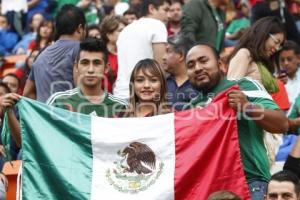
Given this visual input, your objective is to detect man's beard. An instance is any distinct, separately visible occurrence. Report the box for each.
[170,18,180,24]
[191,71,222,94]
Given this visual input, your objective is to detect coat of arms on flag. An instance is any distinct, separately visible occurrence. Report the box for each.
[106,142,164,193]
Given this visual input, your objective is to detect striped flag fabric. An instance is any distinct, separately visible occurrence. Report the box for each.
[14,90,250,200]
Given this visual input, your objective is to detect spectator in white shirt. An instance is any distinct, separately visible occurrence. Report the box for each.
[114,0,170,100]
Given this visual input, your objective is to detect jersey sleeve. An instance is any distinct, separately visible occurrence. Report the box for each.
[46,95,61,108]
[289,95,300,119]
[46,93,67,109]
[181,0,202,45]
[238,77,279,110]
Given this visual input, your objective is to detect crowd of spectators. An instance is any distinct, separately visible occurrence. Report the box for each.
[0,0,299,199]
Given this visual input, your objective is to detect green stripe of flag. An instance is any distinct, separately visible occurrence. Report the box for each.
[19,98,93,200]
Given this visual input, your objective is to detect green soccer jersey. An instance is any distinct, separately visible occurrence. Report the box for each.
[53,0,80,17]
[83,4,99,25]
[186,77,278,183]
[46,88,127,117]
[226,17,250,35]
[288,94,300,134]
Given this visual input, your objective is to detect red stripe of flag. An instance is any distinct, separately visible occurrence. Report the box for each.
[174,86,251,199]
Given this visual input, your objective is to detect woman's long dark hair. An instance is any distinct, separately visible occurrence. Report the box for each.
[33,20,54,51]
[123,59,170,117]
[228,16,286,73]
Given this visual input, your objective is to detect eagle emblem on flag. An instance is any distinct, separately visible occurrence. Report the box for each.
[118,142,156,174]
[106,142,164,193]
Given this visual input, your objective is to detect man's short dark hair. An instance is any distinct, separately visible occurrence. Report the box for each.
[168,34,188,57]
[77,37,108,64]
[268,170,300,196]
[170,0,184,6]
[281,40,300,55]
[140,0,170,17]
[123,8,139,17]
[196,43,220,60]
[55,4,86,40]
[208,190,242,200]
[87,24,100,33]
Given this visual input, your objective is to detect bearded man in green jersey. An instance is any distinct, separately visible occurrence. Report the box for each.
[184,44,288,200]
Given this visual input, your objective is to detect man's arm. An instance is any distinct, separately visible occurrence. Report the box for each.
[287,118,300,133]
[0,93,21,147]
[227,49,251,80]
[287,96,300,133]
[283,136,300,178]
[152,43,166,68]
[227,90,289,133]
[7,109,21,147]
[23,79,36,100]
[77,0,91,9]
[245,105,288,133]
[27,0,40,9]
[289,136,300,158]
[180,1,201,47]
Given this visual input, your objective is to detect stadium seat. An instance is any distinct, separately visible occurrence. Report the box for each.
[3,160,21,200]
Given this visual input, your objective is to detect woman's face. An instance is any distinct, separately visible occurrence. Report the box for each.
[88,29,101,39]
[264,32,285,57]
[107,23,125,44]
[133,69,162,103]
[39,23,53,39]
[31,13,44,32]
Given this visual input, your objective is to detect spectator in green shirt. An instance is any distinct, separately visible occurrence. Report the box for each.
[224,3,250,47]
[46,37,127,116]
[185,44,288,200]
[53,0,80,16]
[0,37,127,148]
[77,0,105,25]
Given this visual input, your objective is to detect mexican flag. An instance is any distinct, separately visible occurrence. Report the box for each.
[12,89,250,200]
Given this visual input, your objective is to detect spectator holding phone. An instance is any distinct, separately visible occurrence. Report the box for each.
[279,41,300,107]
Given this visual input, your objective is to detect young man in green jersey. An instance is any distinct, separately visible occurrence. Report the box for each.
[184,44,288,200]
[0,38,127,148]
[46,37,127,116]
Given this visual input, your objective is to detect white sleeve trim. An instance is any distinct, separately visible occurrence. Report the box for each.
[242,90,273,100]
